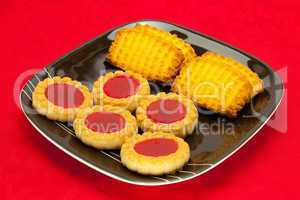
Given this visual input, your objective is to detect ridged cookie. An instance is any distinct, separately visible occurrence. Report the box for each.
[172,57,252,117]
[134,24,196,61]
[200,51,263,96]
[107,29,184,82]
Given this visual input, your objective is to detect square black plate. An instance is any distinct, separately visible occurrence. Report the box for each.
[20,20,284,186]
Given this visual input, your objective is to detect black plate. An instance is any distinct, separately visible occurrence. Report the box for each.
[20,20,284,186]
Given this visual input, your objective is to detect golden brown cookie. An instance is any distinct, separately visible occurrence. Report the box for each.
[107,28,184,82]
[172,56,253,117]
[92,71,150,112]
[133,24,196,62]
[73,105,137,150]
[121,132,190,175]
[32,76,93,122]
[136,92,198,138]
[200,51,263,96]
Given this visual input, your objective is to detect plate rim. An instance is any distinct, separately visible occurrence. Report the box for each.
[19,19,285,186]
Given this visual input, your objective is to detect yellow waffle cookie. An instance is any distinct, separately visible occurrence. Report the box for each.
[107,29,184,82]
[121,132,190,175]
[172,57,252,117]
[200,51,263,96]
[134,24,196,61]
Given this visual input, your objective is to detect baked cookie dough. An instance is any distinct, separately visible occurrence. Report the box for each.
[133,24,196,62]
[92,70,150,112]
[121,132,190,175]
[32,76,93,122]
[107,28,184,82]
[73,105,138,149]
[172,56,253,117]
[136,92,198,138]
[200,51,263,96]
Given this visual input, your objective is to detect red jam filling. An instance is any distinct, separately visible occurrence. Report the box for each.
[45,83,84,108]
[84,112,125,133]
[134,138,178,157]
[103,75,140,98]
[146,99,186,124]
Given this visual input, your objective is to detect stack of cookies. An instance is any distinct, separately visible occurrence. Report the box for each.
[31,24,263,176]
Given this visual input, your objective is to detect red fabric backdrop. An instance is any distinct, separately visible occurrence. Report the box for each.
[1,0,298,199]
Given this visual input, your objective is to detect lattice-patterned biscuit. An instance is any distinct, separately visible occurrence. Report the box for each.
[73,105,138,150]
[136,92,198,138]
[200,51,263,96]
[121,132,190,175]
[107,29,184,82]
[92,70,150,112]
[134,24,196,61]
[172,57,252,117]
[32,76,93,122]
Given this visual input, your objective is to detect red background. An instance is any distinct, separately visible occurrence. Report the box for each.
[1,0,298,199]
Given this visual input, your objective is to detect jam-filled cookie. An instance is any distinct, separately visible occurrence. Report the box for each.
[32,76,93,122]
[136,93,198,138]
[92,71,150,112]
[121,132,190,175]
[73,105,138,150]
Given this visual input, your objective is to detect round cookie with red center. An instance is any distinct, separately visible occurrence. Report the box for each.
[136,92,198,138]
[73,105,138,149]
[121,132,190,175]
[92,71,150,112]
[32,76,93,122]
